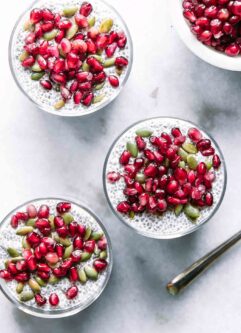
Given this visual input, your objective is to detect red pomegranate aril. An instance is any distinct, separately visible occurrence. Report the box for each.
[73,236,83,250]
[73,91,82,105]
[195,4,206,17]
[108,75,119,88]
[197,139,211,151]
[188,128,202,143]
[76,71,93,82]
[42,21,54,32]
[197,162,207,175]
[174,168,188,184]
[84,240,95,253]
[60,86,71,101]
[166,180,179,194]
[232,1,241,16]
[11,215,19,229]
[134,158,144,169]
[68,221,78,237]
[42,8,54,21]
[56,225,69,238]
[75,13,88,28]
[66,286,78,299]
[98,237,107,251]
[117,32,127,48]
[0,270,13,281]
[106,43,118,57]
[26,204,37,218]
[8,263,18,275]
[157,199,167,212]
[49,293,59,306]
[35,294,47,306]
[229,15,240,24]
[56,244,64,258]
[82,92,94,106]
[52,267,66,278]
[34,246,42,260]
[213,154,221,168]
[205,5,218,18]
[86,39,97,53]
[53,216,64,229]
[198,30,212,42]
[58,19,72,30]
[55,29,65,43]
[196,17,210,28]
[202,147,215,156]
[15,272,29,282]
[205,192,214,206]
[225,43,240,56]
[87,57,103,73]
[69,267,78,282]
[35,219,50,230]
[76,224,85,238]
[38,205,50,219]
[16,212,28,221]
[183,9,197,22]
[93,71,106,83]
[144,149,155,161]
[62,259,73,271]
[117,201,131,213]
[217,8,230,21]
[37,270,50,280]
[124,188,138,196]
[171,127,182,137]
[80,1,93,16]
[71,250,82,263]
[167,197,181,205]
[60,38,71,54]
[22,56,35,68]
[174,135,186,146]
[144,164,158,178]
[115,56,128,68]
[119,151,131,165]
[16,260,28,272]
[45,252,59,265]
[93,259,107,272]
[147,196,158,211]
[27,257,37,271]
[30,8,43,23]
[223,22,232,34]
[27,232,41,248]
[37,262,51,273]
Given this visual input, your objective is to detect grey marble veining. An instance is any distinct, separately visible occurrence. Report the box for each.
[1,0,241,332]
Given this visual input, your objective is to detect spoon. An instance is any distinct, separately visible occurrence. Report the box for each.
[166,229,241,295]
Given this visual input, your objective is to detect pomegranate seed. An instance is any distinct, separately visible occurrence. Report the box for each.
[35,219,50,230]
[73,236,83,250]
[217,8,230,21]
[68,221,78,237]
[55,29,65,43]
[56,202,71,214]
[42,21,54,32]
[93,259,107,272]
[16,212,28,221]
[197,162,207,175]
[157,199,167,212]
[80,2,93,16]
[8,263,18,275]
[202,147,215,156]
[108,75,119,88]
[171,127,182,137]
[69,267,78,282]
[205,5,218,18]
[60,86,72,100]
[42,8,54,21]
[82,92,94,106]
[16,260,28,272]
[197,139,211,151]
[232,1,241,16]
[225,43,240,56]
[58,19,72,30]
[213,154,221,168]
[56,225,69,238]
[53,216,64,228]
[147,196,158,211]
[52,267,66,278]
[188,127,203,142]
[183,9,197,22]
[96,34,109,49]
[66,286,78,299]
[107,171,121,183]
[117,32,127,48]
[98,237,107,250]
[0,270,13,281]
[10,215,19,229]
[38,205,49,219]
[30,9,43,23]
[15,272,30,282]
[119,151,131,165]
[74,91,83,104]
[22,56,35,68]
[27,257,37,271]
[117,201,131,213]
[195,4,206,17]
[75,13,88,28]
[106,43,118,57]
[45,253,59,265]
[77,224,86,237]
[86,39,97,53]
[26,232,41,248]
[115,56,128,68]
[49,293,59,306]
[35,294,47,306]
[166,180,179,194]
[26,204,37,218]
[22,249,33,260]
[71,250,82,263]
[56,244,64,258]
[37,271,50,280]
[144,164,158,178]
[205,192,213,206]
[174,168,187,184]
[88,27,99,40]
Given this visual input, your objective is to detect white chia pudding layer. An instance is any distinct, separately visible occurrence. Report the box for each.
[9,0,132,116]
[0,198,112,316]
[104,118,226,239]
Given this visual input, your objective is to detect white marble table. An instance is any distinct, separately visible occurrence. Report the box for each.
[1,1,241,332]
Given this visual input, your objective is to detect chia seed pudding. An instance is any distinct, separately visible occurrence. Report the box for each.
[9,0,132,116]
[0,198,112,318]
[104,118,226,239]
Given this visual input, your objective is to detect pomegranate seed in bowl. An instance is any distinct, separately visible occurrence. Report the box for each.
[103,117,227,239]
[0,198,112,318]
[9,0,133,116]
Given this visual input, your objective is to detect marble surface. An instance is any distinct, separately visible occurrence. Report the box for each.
[1,0,241,332]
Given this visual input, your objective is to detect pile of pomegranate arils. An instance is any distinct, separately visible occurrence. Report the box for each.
[20,1,128,109]
[183,0,241,56]
[107,126,221,220]
[0,201,108,307]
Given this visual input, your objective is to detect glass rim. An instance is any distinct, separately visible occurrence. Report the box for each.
[103,116,227,240]
[0,196,113,318]
[8,0,133,117]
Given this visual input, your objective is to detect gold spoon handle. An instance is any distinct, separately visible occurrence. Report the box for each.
[166,229,241,295]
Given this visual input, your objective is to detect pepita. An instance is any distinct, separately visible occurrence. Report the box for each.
[99,250,107,259]
[84,227,92,241]
[19,51,29,62]
[48,275,59,285]
[99,18,113,33]
[19,291,34,302]
[62,213,74,225]
[23,20,34,31]
[187,154,198,170]
[58,237,71,247]
[88,16,96,27]
[22,236,31,249]
[16,226,33,236]
[62,6,78,17]
[66,23,78,39]
[205,158,213,170]
[135,173,146,184]
[78,269,87,283]
[48,215,55,230]
[63,245,73,259]
[184,204,200,220]
[31,62,42,72]
[16,282,24,294]
[82,61,90,72]
[126,142,138,157]
[94,82,105,90]
[84,265,98,280]
[129,211,135,219]
[43,29,58,41]
[103,57,115,68]
[54,99,65,110]
[26,218,36,227]
[10,256,24,263]
[35,276,47,287]
[31,72,44,81]
[178,147,188,162]
[135,128,153,137]
[93,94,105,104]
[174,204,183,216]
[7,247,21,258]
[81,252,92,262]
[182,142,198,154]
[28,278,41,293]
[91,231,104,241]
[115,67,123,76]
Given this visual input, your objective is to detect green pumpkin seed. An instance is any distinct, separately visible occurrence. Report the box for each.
[78,269,87,283]
[58,237,71,247]
[7,247,21,258]
[16,226,33,236]
[81,252,92,262]
[90,54,104,63]
[99,18,113,33]
[48,215,55,230]
[94,246,101,256]
[23,20,34,31]
[31,72,44,81]
[82,61,90,72]
[91,231,104,241]
[28,278,41,293]
[43,29,58,41]
[35,276,47,287]
[22,237,31,249]
[205,158,213,170]
[84,266,98,280]
[48,275,59,285]
[19,50,29,62]
[100,250,107,259]
[10,256,24,263]
[4,260,9,268]
[182,142,198,154]
[54,99,65,110]
[16,282,24,294]
[178,148,188,162]
[184,204,200,220]
[31,62,42,72]
[103,57,115,68]
[94,82,105,90]
[116,67,123,76]
[126,142,138,157]
[66,22,78,39]
[63,245,73,259]
[174,204,184,217]
[88,16,96,27]
[129,211,135,219]
[19,291,34,302]
[187,154,198,170]
[135,173,146,184]
[63,6,78,17]
[26,218,36,227]
[135,128,153,137]
[84,227,92,241]
[62,213,74,225]
[178,161,186,169]
[93,94,105,104]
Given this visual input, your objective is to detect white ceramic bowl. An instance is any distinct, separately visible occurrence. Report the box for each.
[170,1,241,71]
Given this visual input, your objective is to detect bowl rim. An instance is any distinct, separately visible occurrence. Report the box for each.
[103,116,227,240]
[170,0,241,71]
[8,0,133,117]
[0,196,113,318]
